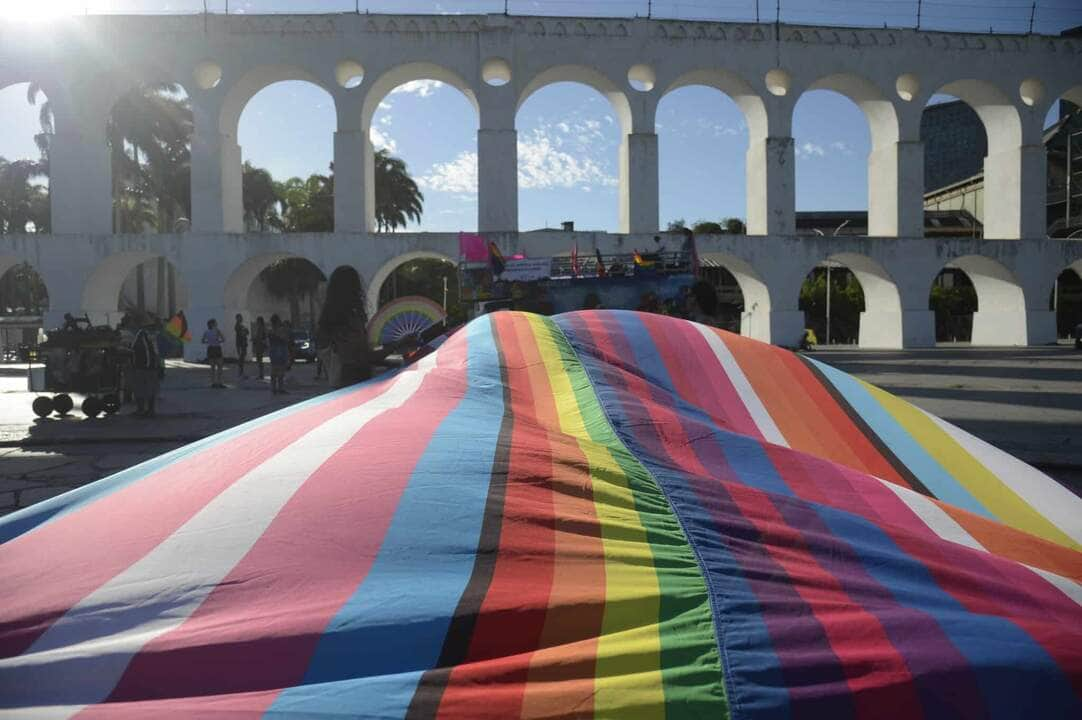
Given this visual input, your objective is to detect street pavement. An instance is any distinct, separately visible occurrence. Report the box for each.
[2,344,1080,517]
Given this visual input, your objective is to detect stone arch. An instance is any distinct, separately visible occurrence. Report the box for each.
[926,79,1025,239]
[220,64,332,137]
[517,65,632,133]
[661,69,767,139]
[360,63,479,232]
[1044,83,1082,238]
[82,251,190,328]
[697,252,771,342]
[1052,258,1082,340]
[0,255,50,313]
[658,70,762,235]
[929,254,1027,345]
[366,250,458,314]
[826,252,902,348]
[0,80,55,234]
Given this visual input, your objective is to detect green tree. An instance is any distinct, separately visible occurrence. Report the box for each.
[666,218,687,231]
[0,157,49,234]
[0,262,49,315]
[258,259,326,327]
[723,217,746,234]
[242,162,284,231]
[691,220,723,234]
[277,173,334,233]
[799,267,865,344]
[374,149,423,232]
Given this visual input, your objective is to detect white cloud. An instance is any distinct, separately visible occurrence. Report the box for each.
[418,152,478,194]
[830,140,853,155]
[517,127,617,190]
[378,114,393,127]
[369,126,397,153]
[377,100,392,111]
[390,79,444,97]
[796,141,826,158]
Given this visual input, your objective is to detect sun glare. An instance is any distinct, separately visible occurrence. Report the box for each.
[3,0,82,21]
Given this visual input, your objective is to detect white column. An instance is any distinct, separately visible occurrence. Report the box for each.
[477,127,518,232]
[983,143,1046,240]
[49,130,112,234]
[619,132,658,234]
[869,140,924,238]
[190,105,243,233]
[334,128,367,233]
[746,136,795,236]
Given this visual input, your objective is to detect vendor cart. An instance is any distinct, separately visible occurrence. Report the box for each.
[28,320,131,418]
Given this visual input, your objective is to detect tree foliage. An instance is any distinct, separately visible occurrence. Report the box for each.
[0,157,49,234]
[0,262,49,315]
[374,149,424,232]
[799,268,866,344]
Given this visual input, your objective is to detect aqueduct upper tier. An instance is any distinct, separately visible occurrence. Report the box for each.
[2,12,1080,238]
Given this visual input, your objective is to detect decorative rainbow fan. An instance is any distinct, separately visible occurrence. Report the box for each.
[368,295,446,348]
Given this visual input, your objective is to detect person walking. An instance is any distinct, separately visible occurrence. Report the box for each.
[252,316,267,379]
[234,313,250,378]
[202,318,226,388]
[268,314,290,395]
[131,323,160,417]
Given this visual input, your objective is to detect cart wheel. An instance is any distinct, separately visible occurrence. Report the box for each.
[101,393,120,415]
[82,396,103,418]
[32,396,54,418]
[53,393,73,416]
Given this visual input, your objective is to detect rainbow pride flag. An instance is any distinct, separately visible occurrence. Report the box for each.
[1,311,1079,717]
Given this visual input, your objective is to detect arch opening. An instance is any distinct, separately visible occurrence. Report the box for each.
[83,251,190,329]
[657,84,749,235]
[366,70,479,232]
[1051,262,1082,341]
[697,252,770,341]
[238,79,335,232]
[516,77,624,232]
[0,259,49,355]
[224,254,328,338]
[108,82,193,234]
[921,81,1026,240]
[0,82,52,234]
[1045,87,1081,238]
[794,84,882,234]
[367,251,457,316]
[928,254,1026,345]
[799,253,902,348]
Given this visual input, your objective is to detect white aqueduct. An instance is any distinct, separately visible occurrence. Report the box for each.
[1,12,1081,359]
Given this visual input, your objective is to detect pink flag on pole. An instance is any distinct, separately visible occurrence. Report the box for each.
[458,232,488,262]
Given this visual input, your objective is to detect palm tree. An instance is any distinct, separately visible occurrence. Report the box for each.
[0,157,49,234]
[374,149,423,232]
[242,162,284,231]
[26,83,52,165]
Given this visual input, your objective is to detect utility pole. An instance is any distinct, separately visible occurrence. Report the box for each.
[825,264,832,346]
[1028,2,1036,34]
[756,1,760,23]
[916,0,922,30]
[647,0,652,19]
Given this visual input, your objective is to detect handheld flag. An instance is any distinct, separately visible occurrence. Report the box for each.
[165,312,191,342]
[488,242,506,276]
[595,248,607,277]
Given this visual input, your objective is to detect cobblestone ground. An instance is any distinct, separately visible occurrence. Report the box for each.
[2,345,1080,517]
[0,358,329,516]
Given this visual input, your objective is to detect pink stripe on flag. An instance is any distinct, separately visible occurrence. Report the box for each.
[0,378,400,660]
[80,338,469,714]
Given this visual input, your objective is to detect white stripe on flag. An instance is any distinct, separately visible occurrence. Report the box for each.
[693,324,789,448]
[882,478,1082,608]
[919,408,1082,546]
[0,354,440,717]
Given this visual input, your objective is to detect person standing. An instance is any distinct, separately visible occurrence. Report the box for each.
[234,313,250,378]
[131,324,160,417]
[316,266,413,389]
[202,318,226,388]
[252,316,267,379]
[268,314,290,395]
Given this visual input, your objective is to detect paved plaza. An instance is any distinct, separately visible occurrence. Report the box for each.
[2,344,1080,517]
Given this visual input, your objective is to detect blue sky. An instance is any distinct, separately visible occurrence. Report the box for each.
[2,0,1080,231]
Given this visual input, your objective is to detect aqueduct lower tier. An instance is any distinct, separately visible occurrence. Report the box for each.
[3,232,1079,360]
[1,12,1080,239]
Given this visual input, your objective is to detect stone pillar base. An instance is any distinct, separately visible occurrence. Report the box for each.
[767,309,806,347]
[972,309,1028,346]
[1026,310,1056,345]
[900,309,936,347]
[857,310,903,349]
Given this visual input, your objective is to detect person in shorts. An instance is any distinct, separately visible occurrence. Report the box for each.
[202,318,226,388]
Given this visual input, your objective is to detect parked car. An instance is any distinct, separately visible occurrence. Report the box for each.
[290,329,317,362]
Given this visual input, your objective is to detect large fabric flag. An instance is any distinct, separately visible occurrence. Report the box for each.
[1,310,1079,718]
